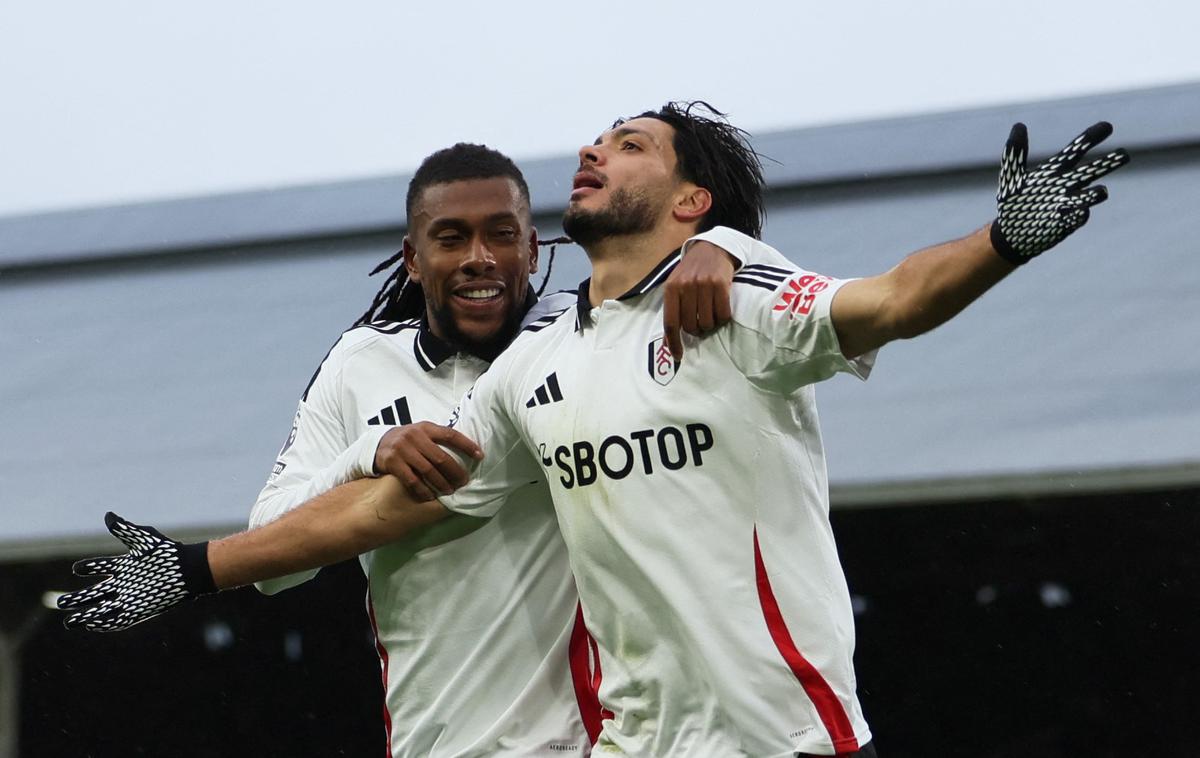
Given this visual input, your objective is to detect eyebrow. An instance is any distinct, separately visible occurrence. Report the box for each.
[426,211,523,231]
[594,126,658,147]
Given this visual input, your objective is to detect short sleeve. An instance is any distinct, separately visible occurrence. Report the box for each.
[438,353,543,518]
[697,227,876,392]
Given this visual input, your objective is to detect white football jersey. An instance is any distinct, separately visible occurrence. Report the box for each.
[441,228,876,757]
[250,292,597,758]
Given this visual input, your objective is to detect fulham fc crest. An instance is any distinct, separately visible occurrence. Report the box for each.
[647,337,679,386]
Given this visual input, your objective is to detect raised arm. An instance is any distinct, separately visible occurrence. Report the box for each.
[832,121,1129,358]
[57,475,447,632]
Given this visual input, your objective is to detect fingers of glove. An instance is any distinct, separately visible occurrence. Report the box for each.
[72,555,124,577]
[1058,203,1091,233]
[1063,149,1130,188]
[57,579,118,610]
[105,511,169,554]
[998,123,1029,197]
[1072,185,1109,208]
[63,602,133,633]
[1046,121,1114,173]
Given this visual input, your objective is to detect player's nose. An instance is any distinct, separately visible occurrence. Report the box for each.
[460,239,496,274]
[578,144,601,166]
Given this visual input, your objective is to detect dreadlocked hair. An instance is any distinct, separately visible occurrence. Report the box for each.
[535,236,570,296]
[353,143,535,328]
[621,101,766,239]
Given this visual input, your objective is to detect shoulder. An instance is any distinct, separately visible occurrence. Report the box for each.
[520,290,576,330]
[335,318,421,356]
[518,292,576,336]
[301,319,420,401]
[475,303,574,400]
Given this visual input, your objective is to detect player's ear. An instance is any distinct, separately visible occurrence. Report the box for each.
[528,227,539,275]
[402,236,421,283]
[672,184,712,224]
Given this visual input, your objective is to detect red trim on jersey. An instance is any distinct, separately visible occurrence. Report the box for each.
[753,528,860,754]
[568,602,612,744]
[366,594,394,758]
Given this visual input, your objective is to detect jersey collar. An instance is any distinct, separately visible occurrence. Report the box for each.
[575,248,683,329]
[414,320,456,371]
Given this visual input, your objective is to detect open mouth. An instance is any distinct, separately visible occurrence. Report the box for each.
[571,170,604,199]
[573,172,604,190]
[453,286,504,305]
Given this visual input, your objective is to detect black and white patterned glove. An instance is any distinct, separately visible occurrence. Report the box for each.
[991,121,1130,264]
[57,512,217,632]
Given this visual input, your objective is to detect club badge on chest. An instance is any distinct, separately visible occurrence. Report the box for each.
[647,336,679,386]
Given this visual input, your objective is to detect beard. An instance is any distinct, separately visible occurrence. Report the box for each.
[427,284,529,363]
[562,185,660,247]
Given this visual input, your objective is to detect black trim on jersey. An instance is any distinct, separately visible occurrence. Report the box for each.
[300,320,420,401]
[359,320,412,335]
[735,265,789,287]
[575,248,683,330]
[732,277,779,292]
[523,307,570,333]
[414,321,456,372]
[739,263,792,277]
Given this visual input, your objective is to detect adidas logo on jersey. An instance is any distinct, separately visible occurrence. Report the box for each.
[367,397,413,426]
[526,373,564,408]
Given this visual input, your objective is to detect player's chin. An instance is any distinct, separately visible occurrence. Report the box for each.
[450,303,510,343]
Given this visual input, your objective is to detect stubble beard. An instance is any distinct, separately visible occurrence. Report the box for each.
[562,186,660,248]
[427,284,529,363]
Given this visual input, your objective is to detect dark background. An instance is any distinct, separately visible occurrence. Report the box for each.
[9,487,1197,757]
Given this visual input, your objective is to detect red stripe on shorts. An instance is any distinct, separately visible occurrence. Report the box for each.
[754,527,859,754]
[568,601,611,743]
[366,594,394,758]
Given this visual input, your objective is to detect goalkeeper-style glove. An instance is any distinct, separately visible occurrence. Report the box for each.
[57,512,217,632]
[991,121,1130,264]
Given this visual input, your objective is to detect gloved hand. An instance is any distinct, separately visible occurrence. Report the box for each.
[991,121,1130,264]
[58,512,217,632]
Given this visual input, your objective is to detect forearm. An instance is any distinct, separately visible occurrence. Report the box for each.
[886,224,1015,338]
[211,475,448,589]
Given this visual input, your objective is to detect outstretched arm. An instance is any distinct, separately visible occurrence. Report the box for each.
[830,224,1013,359]
[58,475,444,632]
[831,121,1129,359]
[213,475,445,588]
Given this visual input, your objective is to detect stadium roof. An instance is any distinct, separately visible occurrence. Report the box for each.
[2,82,1198,560]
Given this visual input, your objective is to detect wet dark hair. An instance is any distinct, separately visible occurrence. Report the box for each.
[620,100,766,239]
[355,143,559,327]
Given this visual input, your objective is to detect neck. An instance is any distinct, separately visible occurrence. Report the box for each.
[584,225,695,304]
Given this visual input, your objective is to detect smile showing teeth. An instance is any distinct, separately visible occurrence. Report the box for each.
[458,288,501,300]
